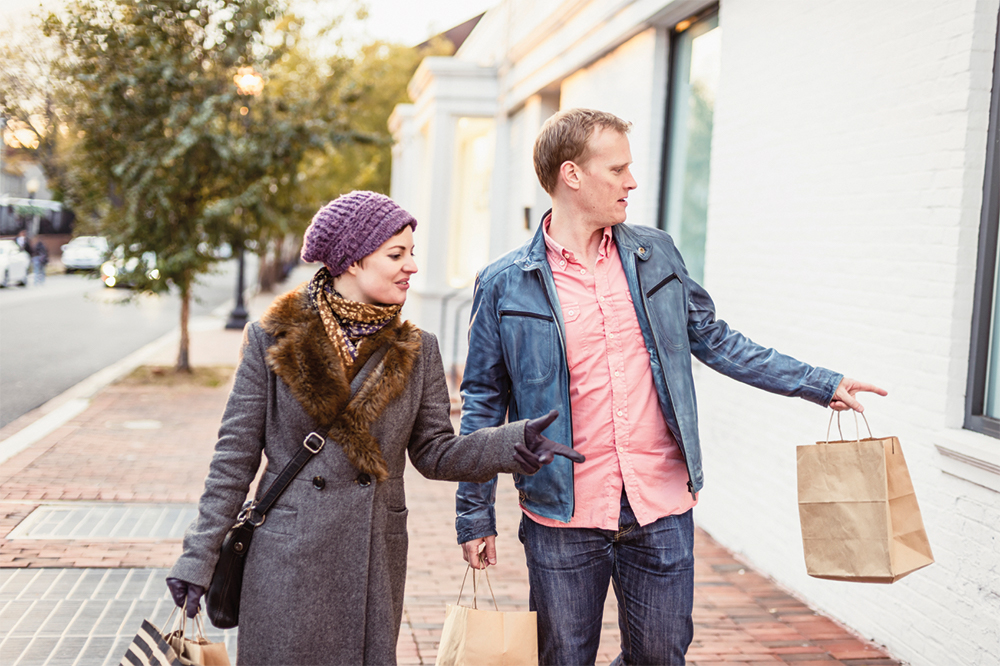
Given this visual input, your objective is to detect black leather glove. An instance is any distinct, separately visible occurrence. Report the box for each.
[514,409,586,474]
[166,577,206,619]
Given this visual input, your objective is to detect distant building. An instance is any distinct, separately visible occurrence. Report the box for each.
[0,149,70,237]
[390,2,1000,665]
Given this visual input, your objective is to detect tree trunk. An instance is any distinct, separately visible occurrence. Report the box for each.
[177,278,192,373]
[258,238,283,293]
[258,244,275,293]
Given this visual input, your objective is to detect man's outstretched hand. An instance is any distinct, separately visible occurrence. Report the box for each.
[515,409,586,474]
[829,377,887,412]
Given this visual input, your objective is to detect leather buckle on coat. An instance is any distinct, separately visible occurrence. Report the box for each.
[303,432,325,453]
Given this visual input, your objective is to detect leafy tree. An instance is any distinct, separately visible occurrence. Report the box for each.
[296,38,451,204]
[0,23,69,201]
[44,0,367,371]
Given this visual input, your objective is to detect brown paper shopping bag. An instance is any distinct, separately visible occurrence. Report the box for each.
[797,412,934,583]
[163,611,231,666]
[435,564,537,666]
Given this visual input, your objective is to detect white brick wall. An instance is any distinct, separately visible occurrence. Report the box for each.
[696,1,1000,664]
[398,0,1000,661]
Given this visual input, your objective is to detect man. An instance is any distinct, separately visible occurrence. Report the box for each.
[15,230,30,254]
[31,238,48,285]
[455,108,885,666]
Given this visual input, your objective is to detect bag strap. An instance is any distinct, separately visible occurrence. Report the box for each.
[824,410,873,444]
[243,343,391,523]
[456,559,499,611]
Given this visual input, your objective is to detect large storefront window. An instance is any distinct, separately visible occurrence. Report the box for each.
[660,11,720,285]
[448,117,495,288]
[965,13,1000,437]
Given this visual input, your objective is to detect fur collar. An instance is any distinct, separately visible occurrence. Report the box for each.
[259,286,422,482]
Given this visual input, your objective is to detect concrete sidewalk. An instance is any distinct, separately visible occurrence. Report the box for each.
[0,268,901,666]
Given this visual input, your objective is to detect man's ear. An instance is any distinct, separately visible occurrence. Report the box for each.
[559,160,582,191]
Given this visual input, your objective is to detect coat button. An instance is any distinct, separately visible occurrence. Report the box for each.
[312,476,325,490]
[356,473,372,487]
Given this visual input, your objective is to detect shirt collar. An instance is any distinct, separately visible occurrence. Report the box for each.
[542,213,614,268]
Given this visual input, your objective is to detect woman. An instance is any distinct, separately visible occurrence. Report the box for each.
[166,191,582,665]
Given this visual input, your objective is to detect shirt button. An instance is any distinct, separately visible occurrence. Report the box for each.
[356,473,372,487]
[609,333,614,339]
[600,296,605,302]
[560,261,566,267]
[614,371,620,377]
[568,310,574,316]
[312,476,326,490]
[617,410,623,416]
[579,269,586,275]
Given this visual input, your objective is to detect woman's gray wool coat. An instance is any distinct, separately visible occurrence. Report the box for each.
[169,286,526,666]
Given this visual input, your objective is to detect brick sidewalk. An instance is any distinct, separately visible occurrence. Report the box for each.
[0,272,902,665]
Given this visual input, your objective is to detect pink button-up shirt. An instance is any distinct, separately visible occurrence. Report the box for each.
[522,220,697,530]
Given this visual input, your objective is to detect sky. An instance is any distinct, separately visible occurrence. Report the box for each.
[0,0,499,46]
[334,0,496,46]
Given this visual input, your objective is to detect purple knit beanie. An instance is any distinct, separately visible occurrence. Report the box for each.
[300,191,417,276]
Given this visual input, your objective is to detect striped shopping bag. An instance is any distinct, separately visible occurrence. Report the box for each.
[119,618,183,666]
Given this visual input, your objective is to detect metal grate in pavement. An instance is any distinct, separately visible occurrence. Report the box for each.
[0,569,236,666]
[6,504,198,541]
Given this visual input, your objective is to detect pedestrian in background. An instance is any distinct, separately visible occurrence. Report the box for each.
[455,108,886,666]
[31,239,48,285]
[166,191,583,666]
[15,230,30,254]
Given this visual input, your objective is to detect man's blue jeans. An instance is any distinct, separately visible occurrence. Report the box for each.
[518,492,694,666]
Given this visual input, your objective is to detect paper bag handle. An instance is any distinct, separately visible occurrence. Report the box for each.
[825,410,872,444]
[456,558,499,611]
[166,606,210,642]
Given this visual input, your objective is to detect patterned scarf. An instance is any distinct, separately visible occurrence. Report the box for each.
[307,266,401,367]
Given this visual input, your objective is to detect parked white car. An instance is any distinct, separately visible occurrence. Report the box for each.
[0,239,30,287]
[61,235,109,272]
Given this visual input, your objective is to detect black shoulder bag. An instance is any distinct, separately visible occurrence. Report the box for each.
[205,343,390,629]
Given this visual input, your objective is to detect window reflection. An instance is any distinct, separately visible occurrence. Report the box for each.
[449,117,495,288]
[661,14,721,285]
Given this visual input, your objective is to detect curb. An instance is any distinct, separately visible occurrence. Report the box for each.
[0,300,240,466]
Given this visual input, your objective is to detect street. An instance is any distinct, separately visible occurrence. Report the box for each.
[0,258,254,429]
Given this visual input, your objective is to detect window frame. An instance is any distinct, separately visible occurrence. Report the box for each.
[964,9,1000,438]
[656,5,720,281]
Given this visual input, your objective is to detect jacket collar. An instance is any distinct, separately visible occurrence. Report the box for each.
[514,212,550,271]
[612,222,652,262]
[515,209,652,270]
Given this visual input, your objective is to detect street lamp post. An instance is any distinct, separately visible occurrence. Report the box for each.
[225,67,264,330]
[25,177,40,238]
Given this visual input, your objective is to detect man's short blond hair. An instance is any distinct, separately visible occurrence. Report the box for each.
[533,108,632,195]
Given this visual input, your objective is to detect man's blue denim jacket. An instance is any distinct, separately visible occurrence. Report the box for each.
[455,218,842,544]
